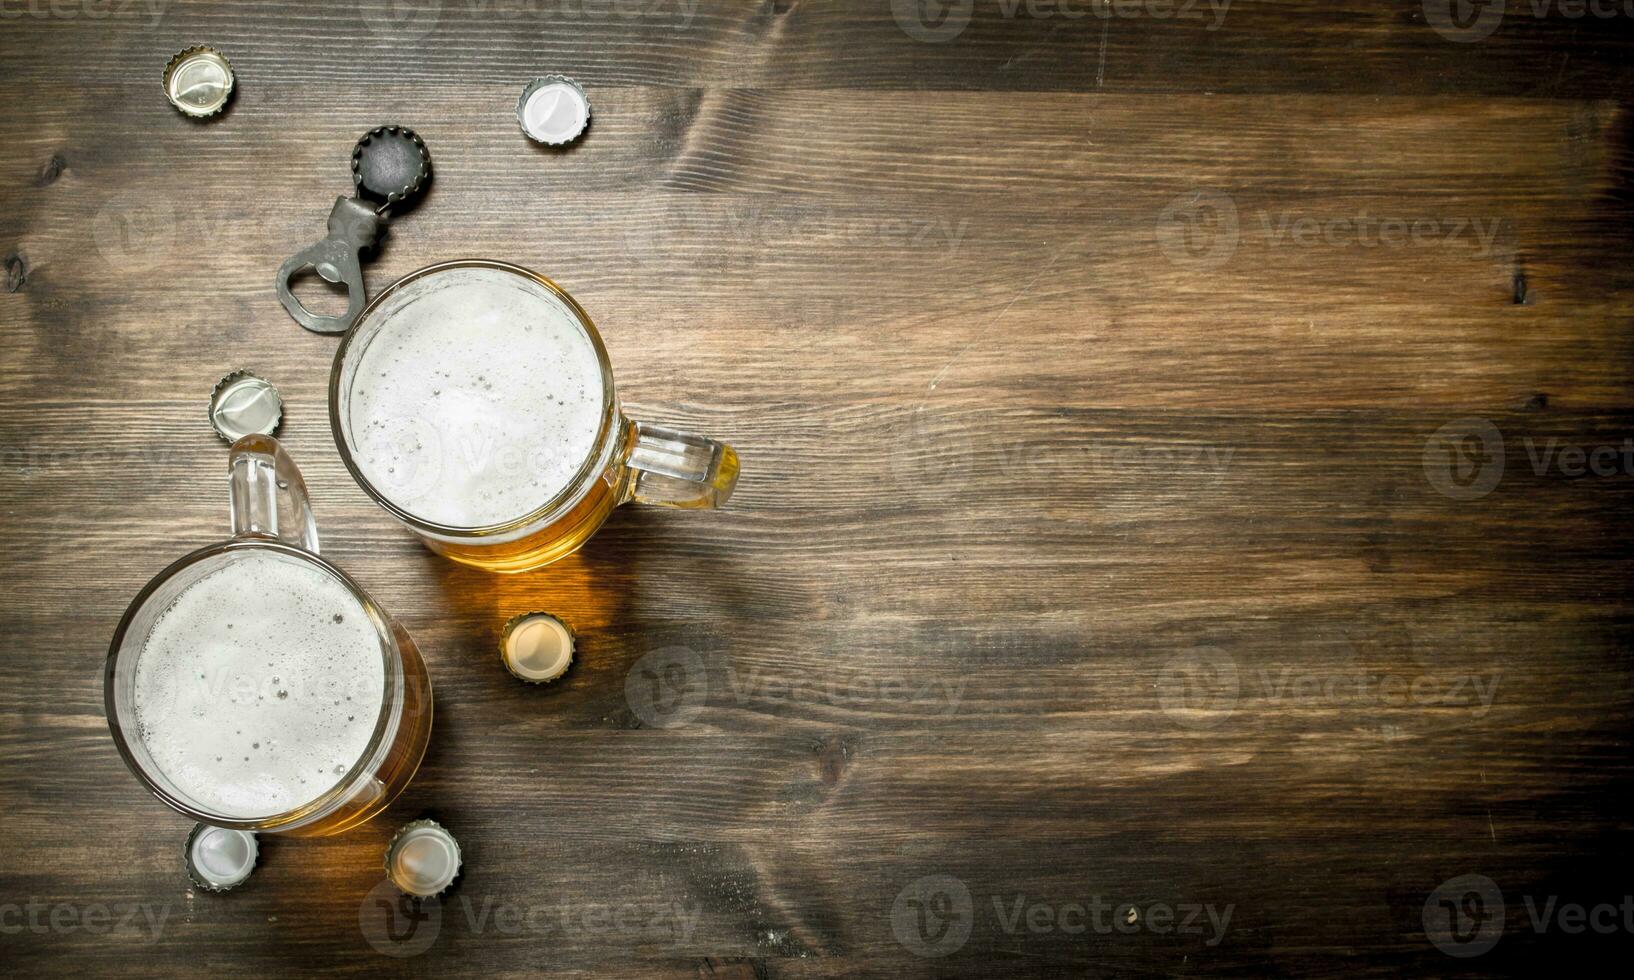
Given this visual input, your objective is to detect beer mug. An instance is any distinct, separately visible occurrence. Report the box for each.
[104,436,432,836]
[329,259,740,573]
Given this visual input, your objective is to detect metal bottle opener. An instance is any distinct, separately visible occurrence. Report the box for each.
[276,126,431,334]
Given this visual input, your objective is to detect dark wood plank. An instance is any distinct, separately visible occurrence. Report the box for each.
[4,1,1634,976]
[0,0,1632,95]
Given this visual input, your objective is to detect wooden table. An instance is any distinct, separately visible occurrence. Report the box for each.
[3,1,1632,975]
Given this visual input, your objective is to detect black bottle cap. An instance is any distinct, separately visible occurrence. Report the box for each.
[351,126,431,207]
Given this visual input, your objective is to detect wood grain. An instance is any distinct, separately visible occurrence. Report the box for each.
[3,1,1634,976]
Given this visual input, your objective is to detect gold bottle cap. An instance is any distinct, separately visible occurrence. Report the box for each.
[500,612,576,684]
[209,370,283,443]
[385,819,462,898]
[163,46,235,119]
[185,823,258,892]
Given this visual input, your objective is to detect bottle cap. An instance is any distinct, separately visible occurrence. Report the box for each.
[185,823,258,892]
[385,819,462,898]
[163,46,235,119]
[351,126,432,208]
[500,612,575,684]
[516,76,591,146]
[209,371,284,443]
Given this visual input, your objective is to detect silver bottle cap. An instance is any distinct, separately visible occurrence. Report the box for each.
[185,823,258,892]
[209,371,284,443]
[501,612,575,684]
[385,819,462,898]
[163,46,235,119]
[516,75,590,146]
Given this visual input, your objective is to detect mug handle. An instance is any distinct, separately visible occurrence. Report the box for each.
[228,434,321,553]
[623,421,740,509]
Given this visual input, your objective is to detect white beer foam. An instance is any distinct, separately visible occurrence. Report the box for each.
[133,551,386,820]
[347,267,605,528]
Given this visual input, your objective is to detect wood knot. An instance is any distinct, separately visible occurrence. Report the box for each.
[36,154,66,187]
[4,253,26,293]
[815,734,854,785]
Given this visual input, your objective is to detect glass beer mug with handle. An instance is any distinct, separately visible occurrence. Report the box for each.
[330,259,740,573]
[105,435,432,837]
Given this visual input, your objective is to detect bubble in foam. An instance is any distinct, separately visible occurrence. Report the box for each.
[131,551,385,820]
